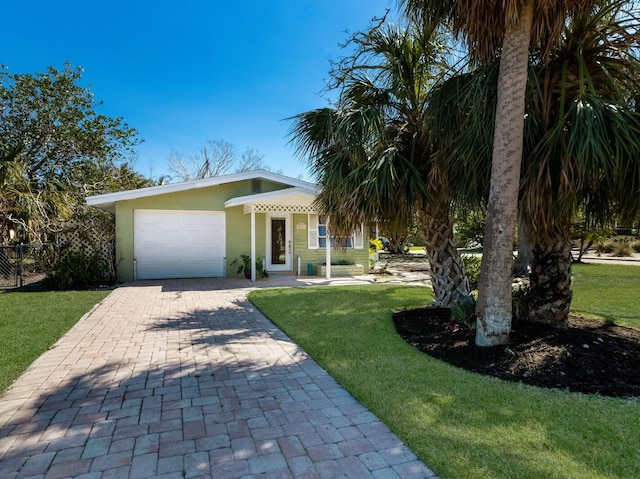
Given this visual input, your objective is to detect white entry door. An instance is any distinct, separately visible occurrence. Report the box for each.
[266,214,291,271]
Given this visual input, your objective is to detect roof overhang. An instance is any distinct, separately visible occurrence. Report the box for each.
[85,170,317,214]
[224,187,318,214]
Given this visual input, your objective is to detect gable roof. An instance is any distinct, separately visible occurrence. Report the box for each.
[86,170,317,213]
[224,187,318,214]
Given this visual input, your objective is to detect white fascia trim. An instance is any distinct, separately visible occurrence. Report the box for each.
[85,169,317,208]
[224,187,318,208]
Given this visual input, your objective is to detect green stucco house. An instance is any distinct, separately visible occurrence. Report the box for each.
[86,170,368,282]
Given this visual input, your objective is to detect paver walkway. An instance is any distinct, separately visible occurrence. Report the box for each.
[0,278,438,478]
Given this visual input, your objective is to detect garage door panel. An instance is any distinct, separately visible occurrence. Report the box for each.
[137,263,179,279]
[182,245,201,262]
[136,244,163,261]
[177,263,200,276]
[162,212,181,224]
[200,246,222,261]
[136,230,159,243]
[200,230,222,242]
[161,246,182,262]
[182,226,205,241]
[160,229,181,242]
[181,215,198,225]
[183,214,210,225]
[134,210,225,279]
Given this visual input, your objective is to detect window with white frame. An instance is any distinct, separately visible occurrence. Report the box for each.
[308,214,364,249]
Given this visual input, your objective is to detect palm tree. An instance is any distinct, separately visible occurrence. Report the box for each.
[291,19,470,306]
[402,0,600,346]
[519,1,640,325]
[428,1,640,327]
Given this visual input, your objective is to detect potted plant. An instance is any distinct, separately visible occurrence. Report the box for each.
[231,254,268,279]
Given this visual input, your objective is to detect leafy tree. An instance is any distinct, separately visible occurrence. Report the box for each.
[0,63,140,242]
[291,18,471,306]
[379,218,414,254]
[571,210,612,263]
[453,206,485,248]
[403,0,601,346]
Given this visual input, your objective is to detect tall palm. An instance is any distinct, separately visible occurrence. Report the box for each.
[520,1,640,325]
[291,19,470,306]
[430,1,640,326]
[403,0,599,346]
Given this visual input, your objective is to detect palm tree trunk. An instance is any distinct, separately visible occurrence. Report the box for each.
[418,202,470,307]
[475,0,535,346]
[526,233,573,326]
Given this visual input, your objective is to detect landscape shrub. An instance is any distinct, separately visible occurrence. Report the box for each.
[369,238,384,253]
[461,254,482,290]
[511,283,533,320]
[612,242,634,257]
[611,235,636,243]
[595,241,615,254]
[322,259,355,266]
[454,208,485,248]
[450,293,477,329]
[45,252,112,290]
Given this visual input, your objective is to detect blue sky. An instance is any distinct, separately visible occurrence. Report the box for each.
[5,0,396,182]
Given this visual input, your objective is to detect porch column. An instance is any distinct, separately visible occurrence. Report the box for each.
[251,207,256,282]
[325,215,331,279]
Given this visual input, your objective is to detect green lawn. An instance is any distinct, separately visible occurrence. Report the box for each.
[249,282,640,479]
[572,263,640,328]
[0,290,110,393]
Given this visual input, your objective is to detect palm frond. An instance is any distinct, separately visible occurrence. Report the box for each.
[289,15,458,237]
[521,0,640,240]
[401,0,601,63]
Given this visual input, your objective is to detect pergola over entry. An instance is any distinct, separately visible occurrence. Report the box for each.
[225,187,336,281]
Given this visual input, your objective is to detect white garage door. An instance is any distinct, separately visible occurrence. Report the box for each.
[134,210,225,280]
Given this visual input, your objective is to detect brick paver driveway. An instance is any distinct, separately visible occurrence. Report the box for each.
[0,279,437,478]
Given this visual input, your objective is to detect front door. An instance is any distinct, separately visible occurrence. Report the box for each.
[266,214,291,271]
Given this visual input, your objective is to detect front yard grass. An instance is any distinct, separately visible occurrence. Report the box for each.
[572,263,640,328]
[0,290,110,393]
[249,283,640,479]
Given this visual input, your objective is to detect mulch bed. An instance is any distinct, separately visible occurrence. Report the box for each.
[393,306,640,398]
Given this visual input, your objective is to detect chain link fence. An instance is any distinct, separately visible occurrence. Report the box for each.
[0,244,54,289]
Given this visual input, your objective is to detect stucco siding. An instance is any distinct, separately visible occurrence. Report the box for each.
[114,179,286,281]
[225,206,267,278]
[292,214,369,275]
